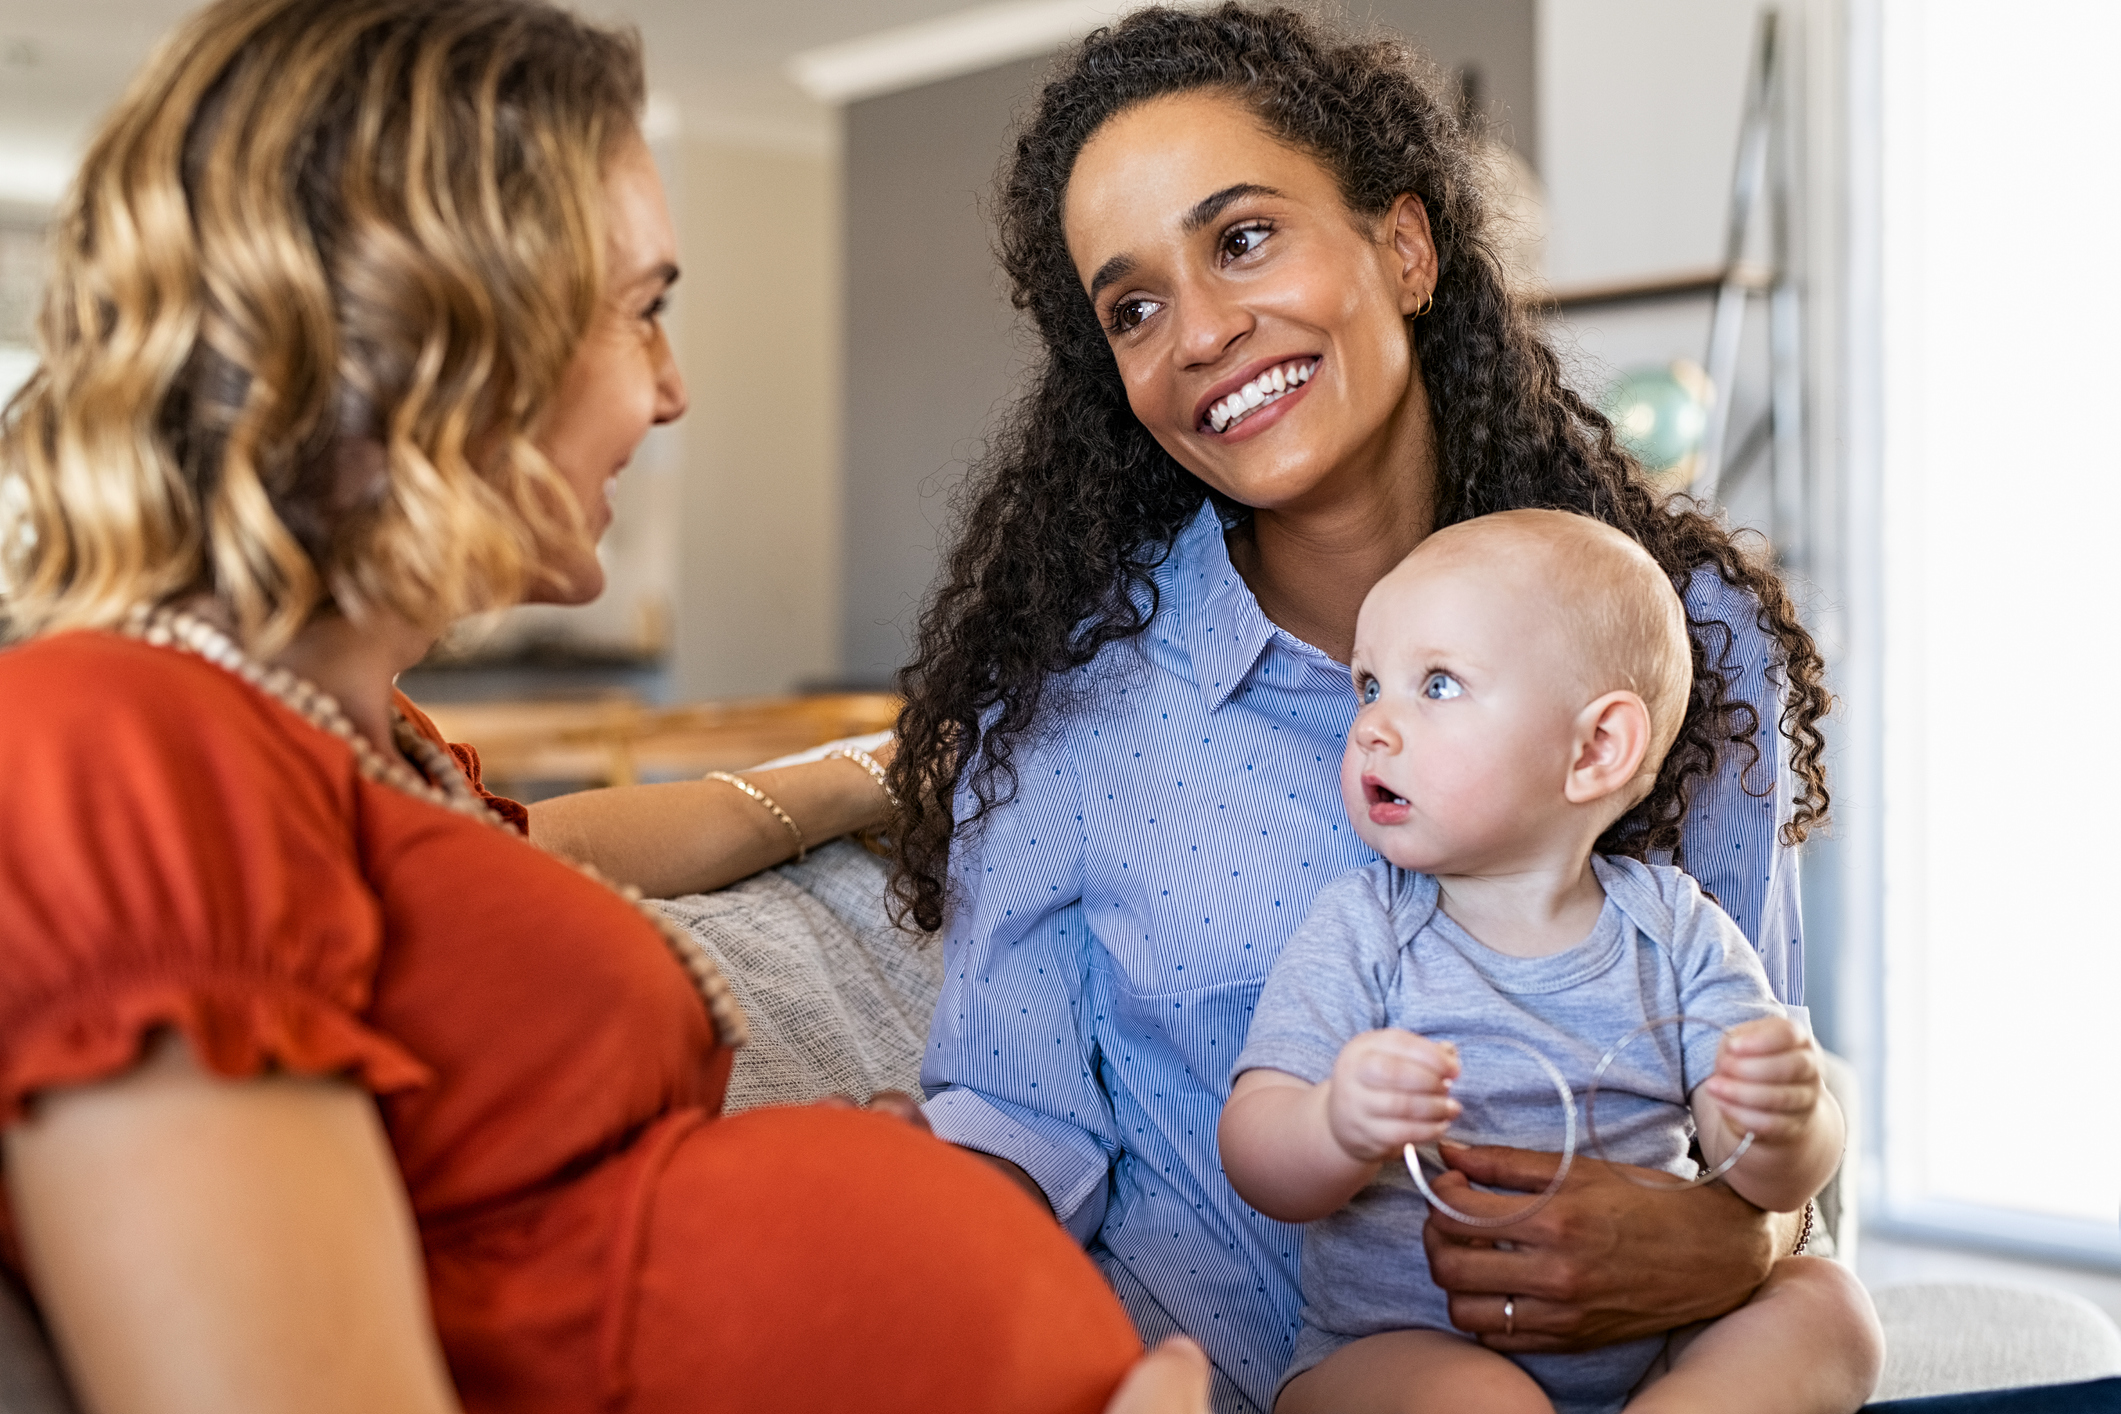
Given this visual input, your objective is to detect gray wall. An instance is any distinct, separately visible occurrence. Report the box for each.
[838,57,1043,687]
[838,3,1536,686]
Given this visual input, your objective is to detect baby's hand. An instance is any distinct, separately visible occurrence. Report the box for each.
[1325,1030,1462,1163]
[1704,1016,1822,1145]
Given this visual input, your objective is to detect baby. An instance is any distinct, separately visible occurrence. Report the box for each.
[1218,510,1881,1414]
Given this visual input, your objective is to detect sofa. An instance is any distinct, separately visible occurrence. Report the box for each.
[4,840,2117,1410]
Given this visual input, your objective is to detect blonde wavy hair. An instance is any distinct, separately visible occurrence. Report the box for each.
[0,0,644,652]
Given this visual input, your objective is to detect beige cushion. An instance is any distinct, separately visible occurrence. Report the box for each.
[654,839,940,1113]
[1871,1283,2121,1401]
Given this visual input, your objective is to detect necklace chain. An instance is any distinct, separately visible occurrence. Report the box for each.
[118,604,748,1051]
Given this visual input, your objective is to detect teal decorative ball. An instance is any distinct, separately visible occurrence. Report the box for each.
[1602,361,1710,482]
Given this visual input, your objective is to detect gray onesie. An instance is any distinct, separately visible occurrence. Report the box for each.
[1233,854,1785,1414]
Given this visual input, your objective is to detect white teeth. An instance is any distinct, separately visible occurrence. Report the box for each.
[1205,359,1318,433]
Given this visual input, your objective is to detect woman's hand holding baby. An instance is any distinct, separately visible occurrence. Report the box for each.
[1326,1030,1463,1162]
[1415,1016,1841,1353]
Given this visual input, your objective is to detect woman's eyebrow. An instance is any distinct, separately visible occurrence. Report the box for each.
[620,261,680,295]
[1088,253,1136,302]
[1181,182,1283,235]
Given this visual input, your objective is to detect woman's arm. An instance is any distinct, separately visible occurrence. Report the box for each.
[918,732,1117,1243]
[3,1033,461,1414]
[1677,568,1806,1002]
[527,742,895,897]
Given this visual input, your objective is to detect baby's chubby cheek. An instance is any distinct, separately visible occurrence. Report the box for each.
[1338,746,1368,824]
[1339,745,1396,859]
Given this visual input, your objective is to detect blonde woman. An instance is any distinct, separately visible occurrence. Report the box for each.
[0,1,1208,1410]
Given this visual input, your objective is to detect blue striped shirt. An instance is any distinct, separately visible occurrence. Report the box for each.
[921,502,1803,1413]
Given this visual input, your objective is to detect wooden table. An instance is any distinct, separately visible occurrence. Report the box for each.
[419,693,901,793]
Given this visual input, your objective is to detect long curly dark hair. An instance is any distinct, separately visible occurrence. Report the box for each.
[886,3,1831,932]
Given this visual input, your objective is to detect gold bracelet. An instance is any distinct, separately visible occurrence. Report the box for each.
[825,745,899,808]
[705,771,805,862]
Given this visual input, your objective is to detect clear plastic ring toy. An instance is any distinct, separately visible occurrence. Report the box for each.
[1403,1033,1577,1229]
[1584,1014,1755,1189]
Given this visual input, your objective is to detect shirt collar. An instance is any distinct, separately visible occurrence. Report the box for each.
[1157,501,1340,714]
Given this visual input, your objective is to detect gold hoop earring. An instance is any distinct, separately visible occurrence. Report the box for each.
[1413,289,1435,319]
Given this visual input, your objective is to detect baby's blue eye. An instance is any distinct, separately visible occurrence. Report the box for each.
[1359,678,1380,704]
[1422,672,1463,701]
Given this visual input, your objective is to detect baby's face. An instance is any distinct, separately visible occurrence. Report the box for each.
[1341,552,1588,875]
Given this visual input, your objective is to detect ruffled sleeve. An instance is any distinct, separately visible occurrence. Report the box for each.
[0,634,432,1124]
[392,691,530,835]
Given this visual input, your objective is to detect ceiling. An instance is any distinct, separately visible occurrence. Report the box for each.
[0,0,980,201]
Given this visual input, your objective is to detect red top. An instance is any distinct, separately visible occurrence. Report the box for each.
[0,632,1139,1413]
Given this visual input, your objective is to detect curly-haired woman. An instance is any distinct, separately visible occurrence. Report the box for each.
[0,1,1211,1410]
[891,8,1846,1410]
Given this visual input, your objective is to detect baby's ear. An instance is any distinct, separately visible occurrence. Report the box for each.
[1564,691,1653,807]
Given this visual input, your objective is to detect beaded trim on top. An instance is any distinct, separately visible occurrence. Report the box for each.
[118,604,749,1052]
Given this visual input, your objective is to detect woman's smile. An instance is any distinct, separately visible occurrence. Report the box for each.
[1198,356,1320,436]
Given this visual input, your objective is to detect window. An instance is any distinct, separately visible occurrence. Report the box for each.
[1863,0,2121,1264]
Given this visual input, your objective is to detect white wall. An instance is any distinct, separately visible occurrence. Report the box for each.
[0,345,28,404]
[668,134,843,699]
[0,218,43,406]
[1538,0,1761,288]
